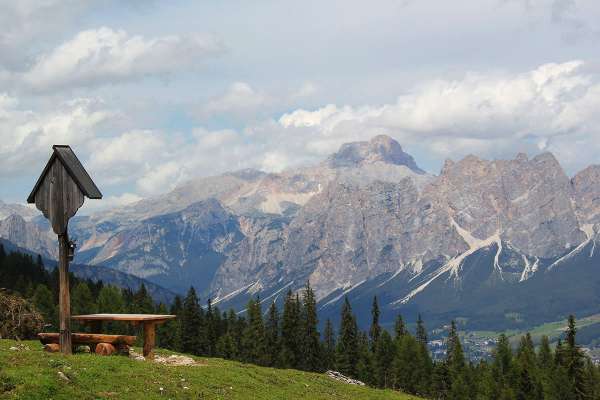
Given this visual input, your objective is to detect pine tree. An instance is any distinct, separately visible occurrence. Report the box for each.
[264,301,280,367]
[167,295,184,352]
[445,321,468,399]
[431,361,450,399]
[515,333,542,400]
[323,318,336,371]
[132,283,154,314]
[181,287,202,355]
[32,283,55,327]
[301,282,321,371]
[394,314,407,339]
[71,281,97,315]
[564,315,586,400]
[492,333,515,398]
[0,243,6,262]
[394,333,420,394]
[416,314,427,345]
[537,335,554,398]
[446,321,465,373]
[96,285,126,334]
[241,297,266,365]
[216,333,237,359]
[369,296,381,352]
[335,296,359,377]
[280,289,301,368]
[414,315,433,396]
[356,331,375,385]
[583,358,600,400]
[205,298,217,356]
[374,329,395,388]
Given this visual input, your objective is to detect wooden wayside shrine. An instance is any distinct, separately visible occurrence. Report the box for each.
[27,145,102,355]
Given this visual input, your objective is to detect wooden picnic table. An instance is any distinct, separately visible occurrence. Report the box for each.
[72,314,176,359]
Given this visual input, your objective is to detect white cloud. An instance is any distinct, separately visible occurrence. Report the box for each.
[136,161,186,196]
[274,60,600,174]
[3,60,600,206]
[198,82,269,119]
[87,130,175,186]
[80,192,143,214]
[21,27,224,91]
[0,96,114,175]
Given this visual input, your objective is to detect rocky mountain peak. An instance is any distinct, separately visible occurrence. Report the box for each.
[326,135,424,173]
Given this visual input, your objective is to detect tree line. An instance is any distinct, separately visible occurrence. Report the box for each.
[1,243,599,399]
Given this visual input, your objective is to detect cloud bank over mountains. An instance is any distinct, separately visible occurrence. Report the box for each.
[0,1,599,210]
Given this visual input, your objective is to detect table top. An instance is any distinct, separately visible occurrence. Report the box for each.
[72,314,176,322]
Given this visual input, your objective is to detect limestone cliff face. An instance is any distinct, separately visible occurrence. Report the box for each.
[429,152,585,257]
[0,214,56,259]
[572,165,600,225]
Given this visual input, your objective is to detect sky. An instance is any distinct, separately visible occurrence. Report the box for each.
[1,0,599,212]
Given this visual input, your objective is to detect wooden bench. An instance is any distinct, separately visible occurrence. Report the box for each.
[38,333,137,355]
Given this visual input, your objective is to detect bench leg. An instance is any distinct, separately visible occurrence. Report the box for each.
[143,322,156,359]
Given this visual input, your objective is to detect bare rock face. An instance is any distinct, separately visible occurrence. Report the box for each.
[430,152,585,257]
[0,200,38,221]
[277,177,464,297]
[0,214,56,259]
[89,199,242,294]
[572,165,600,225]
[326,135,424,173]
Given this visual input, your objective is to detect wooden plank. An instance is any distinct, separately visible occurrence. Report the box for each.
[72,314,176,323]
[33,159,84,235]
[39,333,137,346]
[53,145,102,199]
[143,322,156,359]
[58,234,72,355]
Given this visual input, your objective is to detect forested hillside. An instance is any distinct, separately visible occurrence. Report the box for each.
[1,244,599,399]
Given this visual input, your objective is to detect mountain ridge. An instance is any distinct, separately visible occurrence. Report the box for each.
[1,135,599,330]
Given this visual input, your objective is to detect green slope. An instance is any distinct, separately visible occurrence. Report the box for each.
[0,340,420,400]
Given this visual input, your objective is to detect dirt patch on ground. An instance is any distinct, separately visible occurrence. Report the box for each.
[129,349,206,366]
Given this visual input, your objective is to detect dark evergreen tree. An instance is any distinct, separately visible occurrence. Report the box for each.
[446,321,469,400]
[416,314,427,345]
[564,315,586,400]
[132,283,154,314]
[492,333,515,399]
[322,318,336,371]
[394,314,407,339]
[374,329,395,388]
[394,333,420,394]
[181,286,202,355]
[205,298,217,356]
[31,283,55,328]
[414,316,433,397]
[71,281,97,316]
[164,295,183,352]
[515,333,542,400]
[335,296,359,377]
[264,301,280,367]
[369,296,381,352]
[241,297,266,365]
[356,331,375,385]
[301,282,321,371]
[280,289,301,368]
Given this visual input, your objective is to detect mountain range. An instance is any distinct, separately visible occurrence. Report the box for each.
[1,135,599,330]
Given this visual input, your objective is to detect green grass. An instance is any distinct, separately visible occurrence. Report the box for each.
[466,313,600,346]
[0,340,420,400]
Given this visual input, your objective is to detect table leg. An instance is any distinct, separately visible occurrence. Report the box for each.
[143,322,156,359]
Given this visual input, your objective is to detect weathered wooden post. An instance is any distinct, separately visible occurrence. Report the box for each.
[27,145,102,354]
